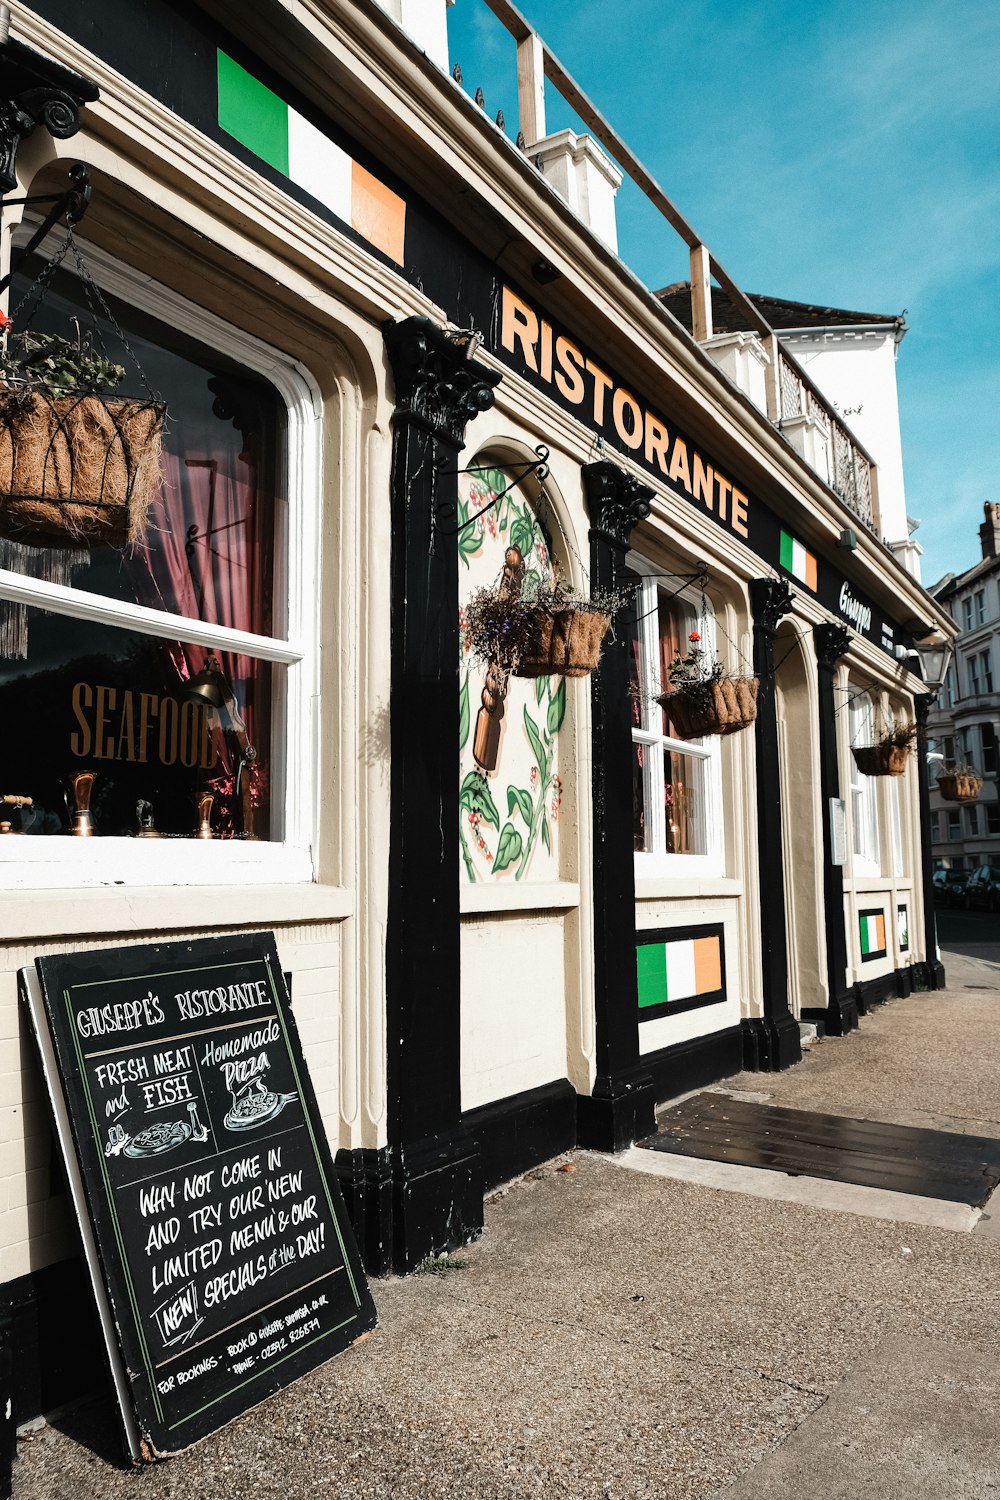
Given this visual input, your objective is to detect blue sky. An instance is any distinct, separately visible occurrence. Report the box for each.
[446,0,1000,586]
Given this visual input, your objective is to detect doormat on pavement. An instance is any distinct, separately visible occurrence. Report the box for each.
[640,1093,1000,1206]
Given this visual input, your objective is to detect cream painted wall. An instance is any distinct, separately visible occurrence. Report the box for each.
[635,901,743,1057]
[460,913,570,1109]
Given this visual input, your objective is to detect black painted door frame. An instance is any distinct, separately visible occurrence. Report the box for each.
[743,579,802,1071]
[577,461,657,1151]
[337,316,500,1275]
[805,622,859,1036]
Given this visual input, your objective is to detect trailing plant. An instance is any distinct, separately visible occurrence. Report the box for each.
[0,321,125,404]
[463,578,626,674]
[657,631,758,738]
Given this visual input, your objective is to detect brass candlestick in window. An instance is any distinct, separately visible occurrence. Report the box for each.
[136,799,161,838]
[182,654,258,838]
[67,771,96,836]
[195,791,214,840]
[472,546,525,775]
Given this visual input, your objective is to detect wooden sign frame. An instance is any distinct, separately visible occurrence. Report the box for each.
[22,931,375,1458]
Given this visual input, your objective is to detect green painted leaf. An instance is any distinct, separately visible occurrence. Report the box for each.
[541,814,551,853]
[523,567,541,596]
[459,772,499,829]
[459,674,470,750]
[547,677,566,735]
[507,786,533,827]
[535,674,547,704]
[523,708,548,782]
[493,822,523,875]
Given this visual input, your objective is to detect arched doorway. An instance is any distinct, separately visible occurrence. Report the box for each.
[774,623,827,1018]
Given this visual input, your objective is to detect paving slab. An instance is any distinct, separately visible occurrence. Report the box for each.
[12,945,1000,1499]
[711,1337,1000,1499]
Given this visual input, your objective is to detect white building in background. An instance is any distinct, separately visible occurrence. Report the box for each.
[657,287,922,579]
[927,503,1000,874]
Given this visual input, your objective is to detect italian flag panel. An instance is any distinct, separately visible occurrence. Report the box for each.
[859,912,886,955]
[637,934,722,1009]
[217,52,406,264]
[779,530,818,591]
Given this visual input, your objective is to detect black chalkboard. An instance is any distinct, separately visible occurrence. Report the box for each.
[24,931,376,1458]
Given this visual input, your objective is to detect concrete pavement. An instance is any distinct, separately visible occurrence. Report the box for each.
[14,939,1000,1499]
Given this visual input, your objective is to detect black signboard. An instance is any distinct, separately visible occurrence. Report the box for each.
[23,932,376,1458]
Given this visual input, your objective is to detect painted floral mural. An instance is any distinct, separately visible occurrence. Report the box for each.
[458,465,563,883]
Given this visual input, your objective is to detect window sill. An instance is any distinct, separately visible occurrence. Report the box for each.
[460,881,580,915]
[2,882,353,942]
[635,875,742,901]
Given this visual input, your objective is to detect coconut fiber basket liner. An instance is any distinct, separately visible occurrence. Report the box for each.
[659,676,759,740]
[851,743,909,777]
[937,771,983,803]
[0,388,165,549]
[515,606,612,678]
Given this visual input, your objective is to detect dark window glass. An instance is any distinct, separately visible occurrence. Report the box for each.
[0,608,278,839]
[0,260,280,638]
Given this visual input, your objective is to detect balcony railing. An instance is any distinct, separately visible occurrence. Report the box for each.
[467,0,881,536]
[776,352,877,532]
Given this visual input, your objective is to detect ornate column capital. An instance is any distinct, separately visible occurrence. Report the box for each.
[0,38,99,191]
[813,621,853,669]
[383,316,500,449]
[749,577,794,636]
[582,460,654,552]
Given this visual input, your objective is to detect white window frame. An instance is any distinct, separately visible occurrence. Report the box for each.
[963,596,974,631]
[0,236,322,889]
[969,654,981,696]
[627,555,724,878]
[981,650,993,693]
[847,690,880,874]
[975,589,986,625]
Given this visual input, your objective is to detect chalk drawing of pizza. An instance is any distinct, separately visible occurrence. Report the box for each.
[223,1084,298,1132]
[123,1120,192,1158]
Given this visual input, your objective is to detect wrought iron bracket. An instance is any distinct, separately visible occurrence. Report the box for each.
[432,444,549,537]
[0,160,91,295]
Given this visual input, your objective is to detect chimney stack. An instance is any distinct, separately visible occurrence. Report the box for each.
[979,501,1000,560]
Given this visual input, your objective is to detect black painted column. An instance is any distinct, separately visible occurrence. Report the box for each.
[805,623,858,1036]
[578,461,657,1151]
[915,693,947,990]
[339,318,500,1275]
[743,579,802,1070]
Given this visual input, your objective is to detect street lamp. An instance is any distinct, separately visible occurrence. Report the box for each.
[904,633,953,693]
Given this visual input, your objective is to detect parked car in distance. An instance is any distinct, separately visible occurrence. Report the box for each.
[933,869,968,907]
[963,865,1000,913]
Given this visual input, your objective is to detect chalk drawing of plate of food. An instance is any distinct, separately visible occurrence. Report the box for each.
[224,1084,298,1132]
[123,1120,192,1158]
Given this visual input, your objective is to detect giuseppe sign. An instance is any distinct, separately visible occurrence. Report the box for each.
[23,933,375,1459]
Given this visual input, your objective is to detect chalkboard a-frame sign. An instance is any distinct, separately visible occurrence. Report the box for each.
[22,932,376,1459]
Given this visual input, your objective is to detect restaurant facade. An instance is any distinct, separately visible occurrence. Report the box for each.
[0,0,953,1429]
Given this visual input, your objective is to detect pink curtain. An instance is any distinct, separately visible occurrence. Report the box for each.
[128,447,264,833]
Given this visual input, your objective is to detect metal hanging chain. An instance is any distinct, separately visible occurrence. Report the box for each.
[8,221,161,404]
[65,228,160,403]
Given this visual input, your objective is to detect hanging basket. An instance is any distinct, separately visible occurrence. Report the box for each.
[514,605,612,679]
[937,769,983,803]
[658,676,759,739]
[851,742,910,777]
[0,385,165,549]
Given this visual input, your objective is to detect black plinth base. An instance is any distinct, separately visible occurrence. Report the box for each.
[740,1013,802,1072]
[337,1128,483,1277]
[576,1064,657,1153]
[803,990,858,1038]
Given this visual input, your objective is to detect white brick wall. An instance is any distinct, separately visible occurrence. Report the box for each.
[0,917,341,1285]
